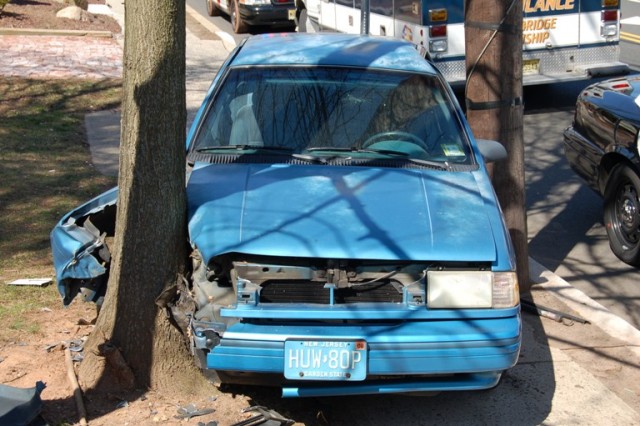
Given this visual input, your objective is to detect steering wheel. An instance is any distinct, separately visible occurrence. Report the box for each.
[362,131,430,152]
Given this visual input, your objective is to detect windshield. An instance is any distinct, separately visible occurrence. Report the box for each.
[191,66,472,164]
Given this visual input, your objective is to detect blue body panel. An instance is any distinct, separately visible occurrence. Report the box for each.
[187,163,507,266]
[207,313,521,395]
[280,373,502,397]
[219,303,518,320]
[230,33,439,73]
[423,0,464,23]
[50,187,118,286]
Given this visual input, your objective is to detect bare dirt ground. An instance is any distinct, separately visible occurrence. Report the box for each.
[0,0,121,33]
[0,300,256,425]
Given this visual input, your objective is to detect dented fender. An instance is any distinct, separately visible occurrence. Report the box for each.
[50,187,118,303]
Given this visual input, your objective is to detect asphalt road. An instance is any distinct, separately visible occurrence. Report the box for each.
[524,0,640,330]
[189,0,640,329]
[523,82,640,330]
[621,0,640,68]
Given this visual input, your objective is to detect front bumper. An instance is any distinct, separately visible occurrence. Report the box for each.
[239,4,296,27]
[204,311,521,397]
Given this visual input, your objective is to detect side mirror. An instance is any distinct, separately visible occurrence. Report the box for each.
[476,139,507,163]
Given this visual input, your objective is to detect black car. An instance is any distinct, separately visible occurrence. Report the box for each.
[206,0,296,34]
[563,75,640,266]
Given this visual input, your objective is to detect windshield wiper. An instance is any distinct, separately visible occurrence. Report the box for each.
[405,158,451,170]
[364,150,450,169]
[196,145,294,153]
[306,147,354,152]
[308,146,413,156]
[306,146,449,169]
[358,148,409,157]
[195,146,450,169]
[291,153,336,164]
[307,146,409,156]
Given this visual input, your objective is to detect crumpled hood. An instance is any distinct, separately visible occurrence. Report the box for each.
[187,163,498,263]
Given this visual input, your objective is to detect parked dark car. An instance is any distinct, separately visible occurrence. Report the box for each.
[52,33,520,397]
[563,75,640,266]
[206,0,296,33]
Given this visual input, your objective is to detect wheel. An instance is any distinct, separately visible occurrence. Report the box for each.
[206,0,220,16]
[296,7,308,32]
[231,0,248,34]
[362,130,430,152]
[603,164,640,266]
[295,0,307,32]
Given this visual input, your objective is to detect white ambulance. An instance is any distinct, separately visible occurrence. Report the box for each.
[297,0,629,85]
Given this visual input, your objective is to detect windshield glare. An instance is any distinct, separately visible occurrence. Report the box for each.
[193,66,471,163]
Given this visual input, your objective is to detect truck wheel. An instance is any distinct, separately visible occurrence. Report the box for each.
[603,164,640,266]
[296,7,308,32]
[206,0,220,16]
[231,0,248,34]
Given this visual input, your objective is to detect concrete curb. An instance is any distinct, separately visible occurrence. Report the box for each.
[530,257,640,356]
[185,3,236,52]
[0,28,114,37]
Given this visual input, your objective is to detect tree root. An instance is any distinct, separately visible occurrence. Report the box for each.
[97,341,136,390]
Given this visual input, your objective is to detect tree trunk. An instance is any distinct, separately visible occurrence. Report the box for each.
[78,0,212,394]
[464,0,530,291]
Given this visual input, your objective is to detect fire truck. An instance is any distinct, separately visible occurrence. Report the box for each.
[297,0,629,85]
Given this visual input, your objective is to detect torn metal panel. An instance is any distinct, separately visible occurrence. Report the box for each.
[50,188,117,305]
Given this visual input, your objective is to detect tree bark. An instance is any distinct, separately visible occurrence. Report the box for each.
[464,0,530,291]
[78,0,213,394]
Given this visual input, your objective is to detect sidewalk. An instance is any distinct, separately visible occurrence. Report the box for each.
[1,1,639,422]
[0,34,122,79]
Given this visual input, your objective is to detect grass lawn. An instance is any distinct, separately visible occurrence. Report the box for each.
[0,77,121,340]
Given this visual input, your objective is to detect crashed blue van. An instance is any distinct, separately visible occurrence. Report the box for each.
[51,33,521,397]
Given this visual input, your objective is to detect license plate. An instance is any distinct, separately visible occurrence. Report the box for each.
[288,9,296,20]
[523,58,540,75]
[284,340,367,381]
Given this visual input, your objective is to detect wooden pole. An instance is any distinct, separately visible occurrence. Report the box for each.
[464,0,530,291]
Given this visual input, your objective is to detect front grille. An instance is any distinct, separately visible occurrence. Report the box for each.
[259,281,403,304]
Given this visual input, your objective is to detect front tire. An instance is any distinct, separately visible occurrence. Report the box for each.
[231,0,248,34]
[294,0,307,32]
[206,0,220,16]
[603,164,640,266]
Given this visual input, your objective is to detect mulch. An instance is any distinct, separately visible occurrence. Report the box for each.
[0,0,121,34]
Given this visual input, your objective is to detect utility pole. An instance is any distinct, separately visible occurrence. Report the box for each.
[464,0,529,292]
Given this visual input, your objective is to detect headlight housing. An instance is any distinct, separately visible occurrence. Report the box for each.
[427,271,519,309]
